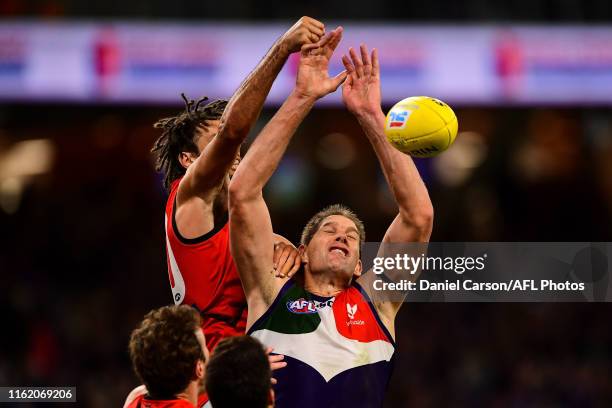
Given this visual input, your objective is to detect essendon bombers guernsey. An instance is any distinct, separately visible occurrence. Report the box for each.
[165,178,247,351]
[249,279,396,408]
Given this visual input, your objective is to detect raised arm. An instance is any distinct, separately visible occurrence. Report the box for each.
[229,29,346,327]
[342,44,434,325]
[179,17,325,202]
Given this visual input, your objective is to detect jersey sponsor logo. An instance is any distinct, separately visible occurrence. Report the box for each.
[287,298,334,314]
[346,303,357,319]
[346,303,365,326]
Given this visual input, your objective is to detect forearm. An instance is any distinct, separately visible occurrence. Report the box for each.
[185,42,290,197]
[219,41,289,140]
[357,110,433,228]
[230,92,315,201]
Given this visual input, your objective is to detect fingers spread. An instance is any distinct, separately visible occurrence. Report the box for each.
[349,47,364,78]
[360,43,372,76]
[342,54,355,74]
[372,48,380,77]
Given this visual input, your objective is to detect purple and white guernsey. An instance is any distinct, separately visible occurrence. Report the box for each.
[248,279,396,408]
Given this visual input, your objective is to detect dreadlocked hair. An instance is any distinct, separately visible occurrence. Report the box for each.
[151,93,228,190]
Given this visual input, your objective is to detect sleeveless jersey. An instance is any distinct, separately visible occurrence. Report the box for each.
[248,279,395,408]
[165,179,247,350]
[126,394,194,408]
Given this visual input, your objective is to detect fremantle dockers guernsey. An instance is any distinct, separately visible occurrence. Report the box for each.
[165,178,247,351]
[248,279,396,408]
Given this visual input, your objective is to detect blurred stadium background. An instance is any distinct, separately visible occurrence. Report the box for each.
[1,1,612,407]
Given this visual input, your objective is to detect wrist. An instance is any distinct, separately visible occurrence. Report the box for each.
[355,107,386,127]
[289,89,318,105]
[274,37,291,59]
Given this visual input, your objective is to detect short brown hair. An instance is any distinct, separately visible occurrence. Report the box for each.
[300,204,366,247]
[205,336,271,408]
[128,305,203,399]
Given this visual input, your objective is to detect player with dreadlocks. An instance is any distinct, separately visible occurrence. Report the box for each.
[151,17,326,356]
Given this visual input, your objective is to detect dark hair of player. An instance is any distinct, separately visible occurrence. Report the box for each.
[128,305,204,399]
[205,336,271,408]
[151,93,228,190]
[300,203,366,248]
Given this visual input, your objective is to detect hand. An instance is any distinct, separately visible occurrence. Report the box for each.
[273,241,302,278]
[341,44,382,117]
[279,16,325,55]
[294,27,347,100]
[266,347,287,385]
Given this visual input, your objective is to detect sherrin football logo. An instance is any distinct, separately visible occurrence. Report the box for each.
[287,298,334,314]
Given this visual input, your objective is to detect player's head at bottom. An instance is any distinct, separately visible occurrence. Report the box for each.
[129,305,208,400]
[206,335,274,408]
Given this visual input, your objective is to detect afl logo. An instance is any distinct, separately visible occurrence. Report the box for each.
[287,298,333,314]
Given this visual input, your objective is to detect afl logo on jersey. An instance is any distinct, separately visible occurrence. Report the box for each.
[287,298,334,314]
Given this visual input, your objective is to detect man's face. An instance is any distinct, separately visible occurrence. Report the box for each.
[193,120,241,178]
[303,215,362,280]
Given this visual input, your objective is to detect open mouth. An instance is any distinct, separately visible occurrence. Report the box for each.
[329,245,349,257]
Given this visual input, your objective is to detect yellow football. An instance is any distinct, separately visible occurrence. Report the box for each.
[384,96,458,158]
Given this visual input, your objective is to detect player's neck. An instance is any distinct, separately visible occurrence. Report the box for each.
[303,266,350,297]
[174,381,199,406]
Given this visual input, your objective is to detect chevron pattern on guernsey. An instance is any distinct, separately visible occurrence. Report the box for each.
[249,280,395,383]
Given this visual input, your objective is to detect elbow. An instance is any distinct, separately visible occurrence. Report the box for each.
[403,204,434,241]
[218,114,250,143]
[228,178,247,207]
[228,177,258,211]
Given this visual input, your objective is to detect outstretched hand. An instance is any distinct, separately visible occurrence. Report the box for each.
[294,27,347,100]
[341,43,382,117]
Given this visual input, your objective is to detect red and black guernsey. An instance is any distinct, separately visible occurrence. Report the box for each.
[248,279,396,408]
[126,394,195,408]
[164,178,247,351]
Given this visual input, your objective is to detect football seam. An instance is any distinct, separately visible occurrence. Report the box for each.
[420,98,453,126]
